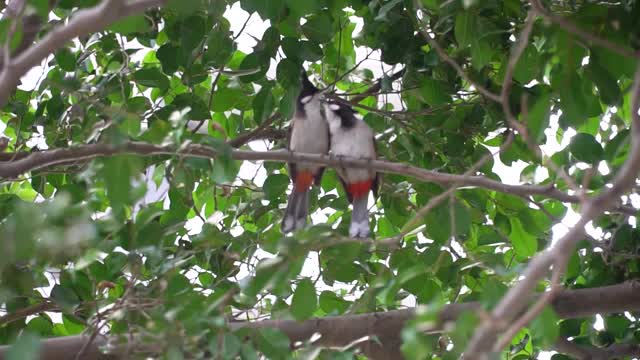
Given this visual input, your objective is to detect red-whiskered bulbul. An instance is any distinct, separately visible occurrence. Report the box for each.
[322,99,379,238]
[281,71,330,234]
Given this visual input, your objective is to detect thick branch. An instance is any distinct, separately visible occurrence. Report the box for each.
[0,142,620,211]
[465,60,640,358]
[0,282,637,360]
[0,0,49,70]
[0,0,165,106]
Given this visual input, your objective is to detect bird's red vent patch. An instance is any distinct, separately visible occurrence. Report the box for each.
[294,171,314,192]
[347,180,372,199]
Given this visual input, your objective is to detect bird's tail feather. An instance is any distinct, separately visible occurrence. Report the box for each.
[349,196,370,238]
[281,190,310,233]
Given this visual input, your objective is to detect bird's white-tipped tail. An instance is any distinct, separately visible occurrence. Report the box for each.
[281,190,310,233]
[349,196,370,238]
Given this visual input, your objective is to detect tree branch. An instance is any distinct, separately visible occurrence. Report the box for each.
[0,282,638,360]
[226,113,282,148]
[0,301,58,326]
[0,141,628,213]
[349,68,406,103]
[0,0,165,106]
[464,59,640,358]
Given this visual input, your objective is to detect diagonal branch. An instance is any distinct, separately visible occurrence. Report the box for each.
[464,60,640,358]
[0,0,165,106]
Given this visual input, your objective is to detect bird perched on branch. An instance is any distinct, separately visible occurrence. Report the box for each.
[322,98,379,238]
[281,71,330,234]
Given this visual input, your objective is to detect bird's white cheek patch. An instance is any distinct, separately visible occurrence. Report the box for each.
[329,104,340,111]
[301,95,312,104]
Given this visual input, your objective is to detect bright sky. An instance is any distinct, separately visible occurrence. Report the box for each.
[5,2,635,357]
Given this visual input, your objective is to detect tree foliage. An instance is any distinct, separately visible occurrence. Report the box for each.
[0,0,639,359]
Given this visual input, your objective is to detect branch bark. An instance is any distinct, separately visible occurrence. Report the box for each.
[464,60,640,358]
[0,282,638,360]
[0,0,165,106]
[0,141,632,214]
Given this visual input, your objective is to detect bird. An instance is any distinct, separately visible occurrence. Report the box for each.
[322,98,379,238]
[281,70,330,234]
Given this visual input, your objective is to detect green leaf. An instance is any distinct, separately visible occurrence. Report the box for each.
[198,272,215,287]
[513,45,540,84]
[30,0,50,19]
[585,59,621,106]
[527,91,551,143]
[531,306,559,348]
[605,315,631,339]
[133,68,170,90]
[479,278,508,309]
[240,0,285,20]
[179,16,206,55]
[50,284,80,309]
[470,38,493,70]
[6,332,40,360]
[173,93,209,120]
[256,328,290,358]
[302,14,333,43]
[262,174,290,201]
[291,278,317,320]
[210,333,242,359]
[286,0,321,17]
[205,139,239,184]
[569,133,604,163]
[100,155,141,219]
[26,317,53,336]
[54,48,76,72]
[211,87,244,112]
[166,0,201,16]
[279,84,299,119]
[375,0,403,21]
[282,38,323,62]
[204,27,236,68]
[276,58,300,88]
[109,15,149,34]
[557,74,601,127]
[455,12,474,47]
[509,218,537,260]
[253,85,275,125]
[420,79,451,106]
[157,44,181,74]
[319,291,350,314]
